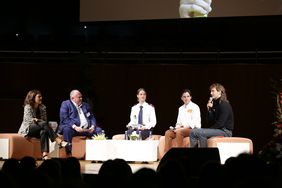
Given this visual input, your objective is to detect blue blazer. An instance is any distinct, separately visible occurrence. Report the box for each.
[58,100,97,133]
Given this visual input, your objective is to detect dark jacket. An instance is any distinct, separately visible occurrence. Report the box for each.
[58,100,96,133]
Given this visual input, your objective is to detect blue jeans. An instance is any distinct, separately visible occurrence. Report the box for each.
[189,128,232,147]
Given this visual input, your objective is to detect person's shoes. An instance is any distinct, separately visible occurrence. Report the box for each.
[56,137,68,148]
[58,140,68,148]
[42,154,50,160]
[66,153,72,158]
[91,160,103,163]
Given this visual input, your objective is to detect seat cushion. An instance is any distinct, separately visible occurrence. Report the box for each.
[207,136,253,164]
[59,136,86,159]
[0,133,41,160]
[158,136,190,160]
[207,137,253,154]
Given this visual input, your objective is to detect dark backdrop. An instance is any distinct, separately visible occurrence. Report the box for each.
[1,61,280,154]
[0,0,282,155]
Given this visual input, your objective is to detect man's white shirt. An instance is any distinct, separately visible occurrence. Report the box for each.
[176,101,201,129]
[72,101,88,129]
[128,102,157,129]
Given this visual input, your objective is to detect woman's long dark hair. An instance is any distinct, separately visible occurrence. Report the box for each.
[23,89,41,108]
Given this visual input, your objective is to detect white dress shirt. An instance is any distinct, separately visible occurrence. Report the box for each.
[128,102,157,129]
[176,101,201,129]
[72,101,88,129]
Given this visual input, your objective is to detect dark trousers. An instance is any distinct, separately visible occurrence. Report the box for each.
[61,126,102,154]
[27,121,57,153]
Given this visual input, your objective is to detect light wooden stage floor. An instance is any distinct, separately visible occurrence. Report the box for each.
[0,160,160,174]
[82,160,159,174]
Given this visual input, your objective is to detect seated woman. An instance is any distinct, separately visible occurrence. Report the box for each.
[126,88,157,140]
[18,89,67,160]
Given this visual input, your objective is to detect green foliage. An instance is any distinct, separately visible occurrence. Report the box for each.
[129,131,140,140]
[272,78,282,137]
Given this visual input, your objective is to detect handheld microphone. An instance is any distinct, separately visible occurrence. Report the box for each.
[207,97,213,109]
[209,97,213,103]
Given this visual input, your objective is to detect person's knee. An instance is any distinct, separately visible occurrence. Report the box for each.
[165,130,175,138]
[95,126,103,134]
[64,126,73,131]
[175,129,184,135]
[62,126,74,136]
[165,130,171,136]
[190,129,202,138]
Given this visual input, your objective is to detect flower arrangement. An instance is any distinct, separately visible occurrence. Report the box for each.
[129,131,140,141]
[92,131,107,140]
[272,78,282,137]
[258,78,282,165]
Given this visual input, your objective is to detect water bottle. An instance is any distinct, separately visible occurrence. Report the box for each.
[149,130,152,140]
[139,130,142,140]
[125,130,128,140]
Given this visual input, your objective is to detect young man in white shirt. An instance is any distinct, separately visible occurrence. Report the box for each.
[164,89,201,153]
[127,88,157,140]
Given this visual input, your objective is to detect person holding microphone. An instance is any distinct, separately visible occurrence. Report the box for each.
[189,83,234,147]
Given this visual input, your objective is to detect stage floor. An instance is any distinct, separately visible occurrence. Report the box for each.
[82,160,159,174]
[0,160,159,174]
